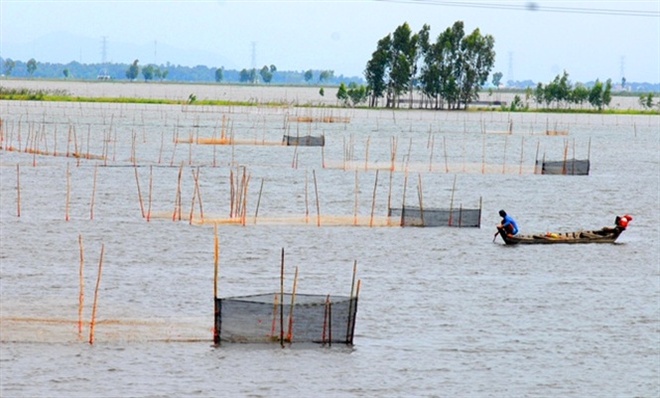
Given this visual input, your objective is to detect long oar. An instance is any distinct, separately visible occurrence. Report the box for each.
[493,230,499,243]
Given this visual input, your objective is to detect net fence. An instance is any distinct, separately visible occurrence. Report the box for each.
[388,205,481,227]
[282,135,325,147]
[536,159,590,175]
[215,293,357,344]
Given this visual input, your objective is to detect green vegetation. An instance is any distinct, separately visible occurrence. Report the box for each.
[0,87,293,107]
[365,21,495,110]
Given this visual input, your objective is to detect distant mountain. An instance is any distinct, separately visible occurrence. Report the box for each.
[1,32,236,69]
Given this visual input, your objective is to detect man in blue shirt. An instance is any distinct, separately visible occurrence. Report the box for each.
[498,210,519,236]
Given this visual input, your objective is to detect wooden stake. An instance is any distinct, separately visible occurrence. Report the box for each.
[519,136,525,175]
[89,243,104,345]
[78,234,85,337]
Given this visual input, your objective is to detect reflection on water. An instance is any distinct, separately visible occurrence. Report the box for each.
[1,98,658,397]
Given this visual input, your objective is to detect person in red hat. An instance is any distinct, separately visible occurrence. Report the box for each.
[616,214,633,229]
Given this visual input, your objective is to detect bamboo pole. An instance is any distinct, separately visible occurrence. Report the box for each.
[370,170,379,227]
[448,174,457,226]
[90,164,98,220]
[173,162,183,221]
[134,166,145,218]
[304,170,310,224]
[16,164,20,217]
[401,170,409,226]
[65,163,71,221]
[417,174,425,226]
[286,266,299,342]
[254,178,264,224]
[353,170,359,226]
[78,235,85,338]
[147,166,153,222]
[241,173,250,226]
[322,294,330,345]
[534,140,540,174]
[387,170,393,225]
[89,243,104,345]
[214,224,219,299]
[349,280,361,345]
[280,248,285,348]
[189,169,198,225]
[213,224,221,344]
[313,170,321,227]
[346,261,357,341]
[428,133,435,172]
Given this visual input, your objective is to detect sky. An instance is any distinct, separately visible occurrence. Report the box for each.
[1,0,659,84]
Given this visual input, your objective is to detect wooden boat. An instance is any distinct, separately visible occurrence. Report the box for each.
[496,225,626,245]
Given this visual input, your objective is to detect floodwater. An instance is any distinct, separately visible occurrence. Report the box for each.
[0,90,658,397]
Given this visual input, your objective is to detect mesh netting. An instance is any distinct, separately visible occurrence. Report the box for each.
[536,159,590,175]
[388,206,481,227]
[215,293,357,344]
[282,135,325,147]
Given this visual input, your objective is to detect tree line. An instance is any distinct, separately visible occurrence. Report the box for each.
[1,57,353,86]
[364,21,496,110]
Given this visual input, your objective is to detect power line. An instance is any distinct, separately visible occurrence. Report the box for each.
[376,0,660,18]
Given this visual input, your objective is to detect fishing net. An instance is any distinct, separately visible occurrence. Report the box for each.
[215,293,358,344]
[282,135,325,147]
[536,159,590,175]
[388,206,481,227]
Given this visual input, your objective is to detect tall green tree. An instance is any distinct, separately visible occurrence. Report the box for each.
[492,72,503,88]
[588,79,604,110]
[388,22,418,108]
[3,58,15,76]
[142,64,154,81]
[457,27,495,108]
[260,65,273,83]
[319,70,334,82]
[126,59,139,80]
[365,35,391,107]
[215,67,224,82]
[304,69,313,83]
[27,58,37,77]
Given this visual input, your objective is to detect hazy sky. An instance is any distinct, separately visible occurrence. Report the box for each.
[2,0,659,83]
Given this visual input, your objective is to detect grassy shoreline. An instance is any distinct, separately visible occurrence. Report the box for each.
[1,86,657,115]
